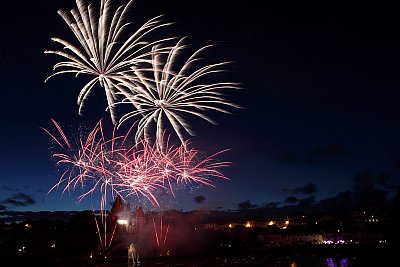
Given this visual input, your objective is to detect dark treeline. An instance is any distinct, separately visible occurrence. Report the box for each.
[0,187,399,266]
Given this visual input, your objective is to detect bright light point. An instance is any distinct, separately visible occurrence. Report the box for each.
[154,99,167,107]
[268,221,274,226]
[117,219,128,225]
[245,222,251,228]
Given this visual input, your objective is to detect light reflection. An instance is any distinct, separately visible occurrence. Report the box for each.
[325,257,349,267]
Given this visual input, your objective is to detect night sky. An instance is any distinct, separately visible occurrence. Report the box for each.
[1,0,400,212]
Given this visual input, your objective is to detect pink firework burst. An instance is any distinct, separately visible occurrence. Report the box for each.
[43,118,230,207]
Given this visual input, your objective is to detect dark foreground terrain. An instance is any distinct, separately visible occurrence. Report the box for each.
[1,243,397,267]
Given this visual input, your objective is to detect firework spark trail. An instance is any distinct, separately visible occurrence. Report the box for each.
[152,217,170,252]
[44,119,230,206]
[152,218,160,248]
[45,0,175,124]
[114,37,242,146]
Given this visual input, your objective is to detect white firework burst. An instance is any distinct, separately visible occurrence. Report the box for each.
[115,37,241,146]
[45,0,174,124]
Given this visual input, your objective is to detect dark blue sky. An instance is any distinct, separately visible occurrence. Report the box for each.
[1,0,400,212]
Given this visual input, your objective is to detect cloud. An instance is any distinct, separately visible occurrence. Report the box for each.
[376,171,399,190]
[0,204,6,211]
[297,195,315,207]
[286,196,316,213]
[350,169,391,210]
[293,183,317,194]
[285,196,298,204]
[237,200,258,210]
[0,185,18,192]
[194,195,206,204]
[352,169,375,189]
[263,202,280,209]
[318,191,353,213]
[352,169,398,191]
[283,182,318,195]
[2,193,36,207]
[377,171,392,188]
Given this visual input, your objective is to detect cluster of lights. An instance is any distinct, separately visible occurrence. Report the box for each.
[224,219,291,229]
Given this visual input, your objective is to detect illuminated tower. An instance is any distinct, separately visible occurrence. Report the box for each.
[110,195,132,232]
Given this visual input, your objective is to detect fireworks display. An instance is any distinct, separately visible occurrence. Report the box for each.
[43,0,239,256]
[115,37,241,145]
[43,118,230,208]
[45,0,174,124]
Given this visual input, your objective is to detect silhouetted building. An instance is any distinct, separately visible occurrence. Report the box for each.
[135,206,145,232]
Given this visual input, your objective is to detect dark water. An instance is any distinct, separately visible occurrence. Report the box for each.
[2,250,397,266]
[1,256,395,267]
[99,257,353,266]
[47,255,390,267]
